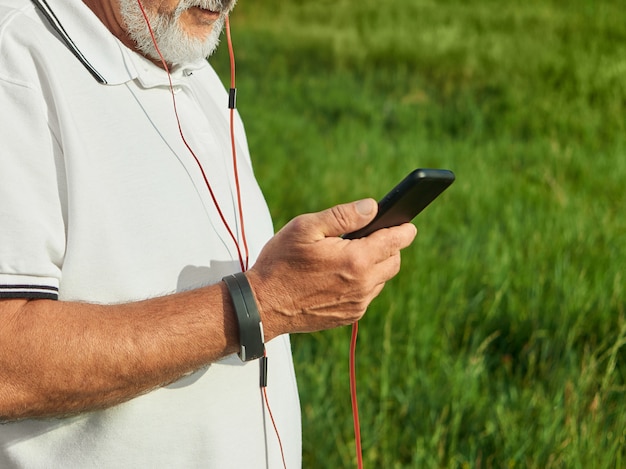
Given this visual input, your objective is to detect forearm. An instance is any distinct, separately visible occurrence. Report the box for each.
[0,282,238,421]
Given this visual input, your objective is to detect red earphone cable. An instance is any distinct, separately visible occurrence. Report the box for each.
[224,16,287,469]
[136,0,247,272]
[224,16,286,469]
[135,3,286,466]
[225,15,250,272]
[350,322,364,469]
[263,386,287,467]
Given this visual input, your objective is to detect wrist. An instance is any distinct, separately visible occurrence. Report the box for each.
[242,269,285,342]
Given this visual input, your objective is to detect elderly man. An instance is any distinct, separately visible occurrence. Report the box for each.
[0,0,416,466]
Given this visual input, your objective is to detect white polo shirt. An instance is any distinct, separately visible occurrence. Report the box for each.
[0,0,301,466]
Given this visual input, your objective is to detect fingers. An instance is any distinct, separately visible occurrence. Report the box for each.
[374,253,403,286]
[337,223,415,292]
[355,222,418,263]
[286,199,378,241]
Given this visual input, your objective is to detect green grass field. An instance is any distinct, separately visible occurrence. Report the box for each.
[211,1,626,466]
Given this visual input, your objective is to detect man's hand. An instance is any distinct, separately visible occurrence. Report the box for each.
[247,199,418,340]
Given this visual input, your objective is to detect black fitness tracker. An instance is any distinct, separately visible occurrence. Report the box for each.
[222,272,265,362]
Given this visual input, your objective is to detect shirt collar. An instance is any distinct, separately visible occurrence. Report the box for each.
[126,51,209,89]
[32,0,207,86]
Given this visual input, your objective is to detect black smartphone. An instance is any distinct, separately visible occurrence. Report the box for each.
[343,168,455,239]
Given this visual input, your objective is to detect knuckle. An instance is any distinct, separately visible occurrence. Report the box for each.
[287,214,310,233]
[345,254,368,275]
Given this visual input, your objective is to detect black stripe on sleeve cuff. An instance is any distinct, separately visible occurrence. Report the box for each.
[0,284,59,300]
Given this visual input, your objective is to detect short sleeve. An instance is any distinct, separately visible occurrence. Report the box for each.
[0,36,66,300]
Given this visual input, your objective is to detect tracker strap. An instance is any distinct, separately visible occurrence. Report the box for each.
[223,273,265,361]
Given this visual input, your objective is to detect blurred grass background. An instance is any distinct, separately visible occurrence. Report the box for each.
[211,0,626,467]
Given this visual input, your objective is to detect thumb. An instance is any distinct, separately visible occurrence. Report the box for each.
[314,198,378,238]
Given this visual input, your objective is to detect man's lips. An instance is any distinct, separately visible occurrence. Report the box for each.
[188,6,221,22]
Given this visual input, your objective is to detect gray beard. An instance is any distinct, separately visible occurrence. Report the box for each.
[119,0,235,65]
